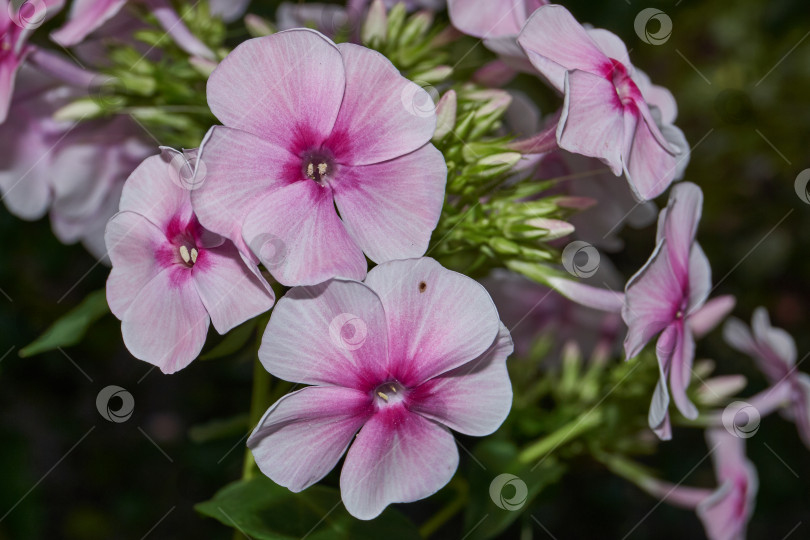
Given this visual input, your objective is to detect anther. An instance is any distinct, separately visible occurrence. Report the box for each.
[377,391,389,402]
[179,245,191,264]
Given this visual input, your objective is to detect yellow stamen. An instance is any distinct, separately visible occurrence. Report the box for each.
[306,163,315,178]
[190,248,198,264]
[318,162,328,176]
[377,391,389,401]
[390,385,398,393]
[179,245,191,264]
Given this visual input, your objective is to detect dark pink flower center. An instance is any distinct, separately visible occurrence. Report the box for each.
[373,381,408,408]
[604,59,642,107]
[301,148,337,184]
[156,214,208,273]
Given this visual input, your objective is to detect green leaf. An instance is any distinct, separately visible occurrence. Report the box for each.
[20,290,109,357]
[195,476,420,540]
[188,414,249,444]
[463,439,567,540]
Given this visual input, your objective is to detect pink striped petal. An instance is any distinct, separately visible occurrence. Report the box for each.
[517,4,609,92]
[191,242,274,334]
[248,386,372,492]
[649,324,676,437]
[191,126,294,249]
[688,295,735,339]
[586,28,631,67]
[333,145,446,263]
[363,258,500,387]
[50,0,127,47]
[447,0,525,39]
[669,324,698,420]
[547,277,624,313]
[410,323,513,436]
[687,243,712,313]
[340,406,458,520]
[662,182,703,279]
[752,307,797,366]
[258,278,390,389]
[558,70,630,176]
[329,44,436,166]
[120,268,210,374]
[118,155,191,231]
[241,180,366,286]
[206,29,345,148]
[623,115,679,201]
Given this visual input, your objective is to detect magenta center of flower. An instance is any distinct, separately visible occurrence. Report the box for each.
[373,381,407,408]
[301,149,336,184]
[607,59,640,107]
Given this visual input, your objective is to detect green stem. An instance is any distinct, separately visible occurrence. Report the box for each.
[419,479,468,538]
[517,408,603,464]
[241,356,272,480]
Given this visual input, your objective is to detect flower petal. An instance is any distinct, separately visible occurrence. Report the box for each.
[50,0,128,47]
[649,324,676,437]
[259,278,390,389]
[447,0,525,39]
[120,268,210,374]
[241,180,367,286]
[363,258,501,386]
[191,126,294,250]
[688,295,735,339]
[623,115,679,201]
[517,4,608,91]
[557,70,629,176]
[105,211,165,318]
[192,242,274,334]
[410,323,513,436]
[333,145,446,263]
[662,182,703,278]
[248,386,372,492]
[206,29,345,147]
[340,406,458,520]
[119,155,191,231]
[547,277,625,313]
[752,307,797,367]
[669,324,698,420]
[327,43,436,166]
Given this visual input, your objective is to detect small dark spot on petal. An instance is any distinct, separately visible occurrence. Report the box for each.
[419,281,427,293]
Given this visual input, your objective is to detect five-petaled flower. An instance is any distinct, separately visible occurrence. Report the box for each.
[517,4,685,201]
[105,153,275,373]
[623,182,735,439]
[248,257,513,519]
[193,28,447,286]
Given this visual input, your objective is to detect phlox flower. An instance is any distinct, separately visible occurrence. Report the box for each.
[248,257,513,519]
[105,153,275,373]
[517,4,685,200]
[642,428,757,540]
[193,29,446,286]
[448,0,545,62]
[623,182,735,439]
[724,308,810,448]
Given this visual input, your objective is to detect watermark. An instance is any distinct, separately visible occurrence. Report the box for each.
[561,241,600,278]
[328,313,368,351]
[96,385,135,423]
[634,8,672,46]
[167,151,207,191]
[8,0,48,29]
[722,400,760,438]
[794,169,810,204]
[489,473,528,511]
[248,233,288,269]
[91,75,127,111]
[401,81,439,118]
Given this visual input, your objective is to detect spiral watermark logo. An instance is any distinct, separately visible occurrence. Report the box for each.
[722,400,760,438]
[561,241,600,278]
[8,0,48,29]
[401,81,439,118]
[319,5,356,36]
[167,151,207,191]
[489,474,528,511]
[634,8,672,45]
[248,233,288,269]
[96,385,135,423]
[329,313,368,351]
[794,169,810,204]
[91,75,126,110]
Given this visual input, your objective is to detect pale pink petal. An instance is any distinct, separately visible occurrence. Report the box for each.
[259,278,391,389]
[340,406,459,520]
[586,28,631,67]
[722,317,758,359]
[363,258,500,386]
[121,268,210,374]
[410,323,513,436]
[689,295,736,339]
[328,43,436,165]
[209,0,250,22]
[669,324,698,420]
[558,70,629,176]
[0,49,25,124]
[241,180,366,286]
[623,241,681,358]
[206,29,345,148]
[191,242,274,334]
[447,0,524,39]
[248,386,372,492]
[50,0,128,47]
[623,116,679,201]
[191,126,294,248]
[118,155,190,231]
[649,324,676,436]
[547,277,624,313]
[687,243,712,313]
[792,374,810,449]
[662,182,703,278]
[517,4,609,91]
[333,145,446,263]
[751,307,797,366]
[105,211,165,317]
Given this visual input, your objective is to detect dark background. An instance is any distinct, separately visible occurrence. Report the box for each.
[1,0,809,538]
